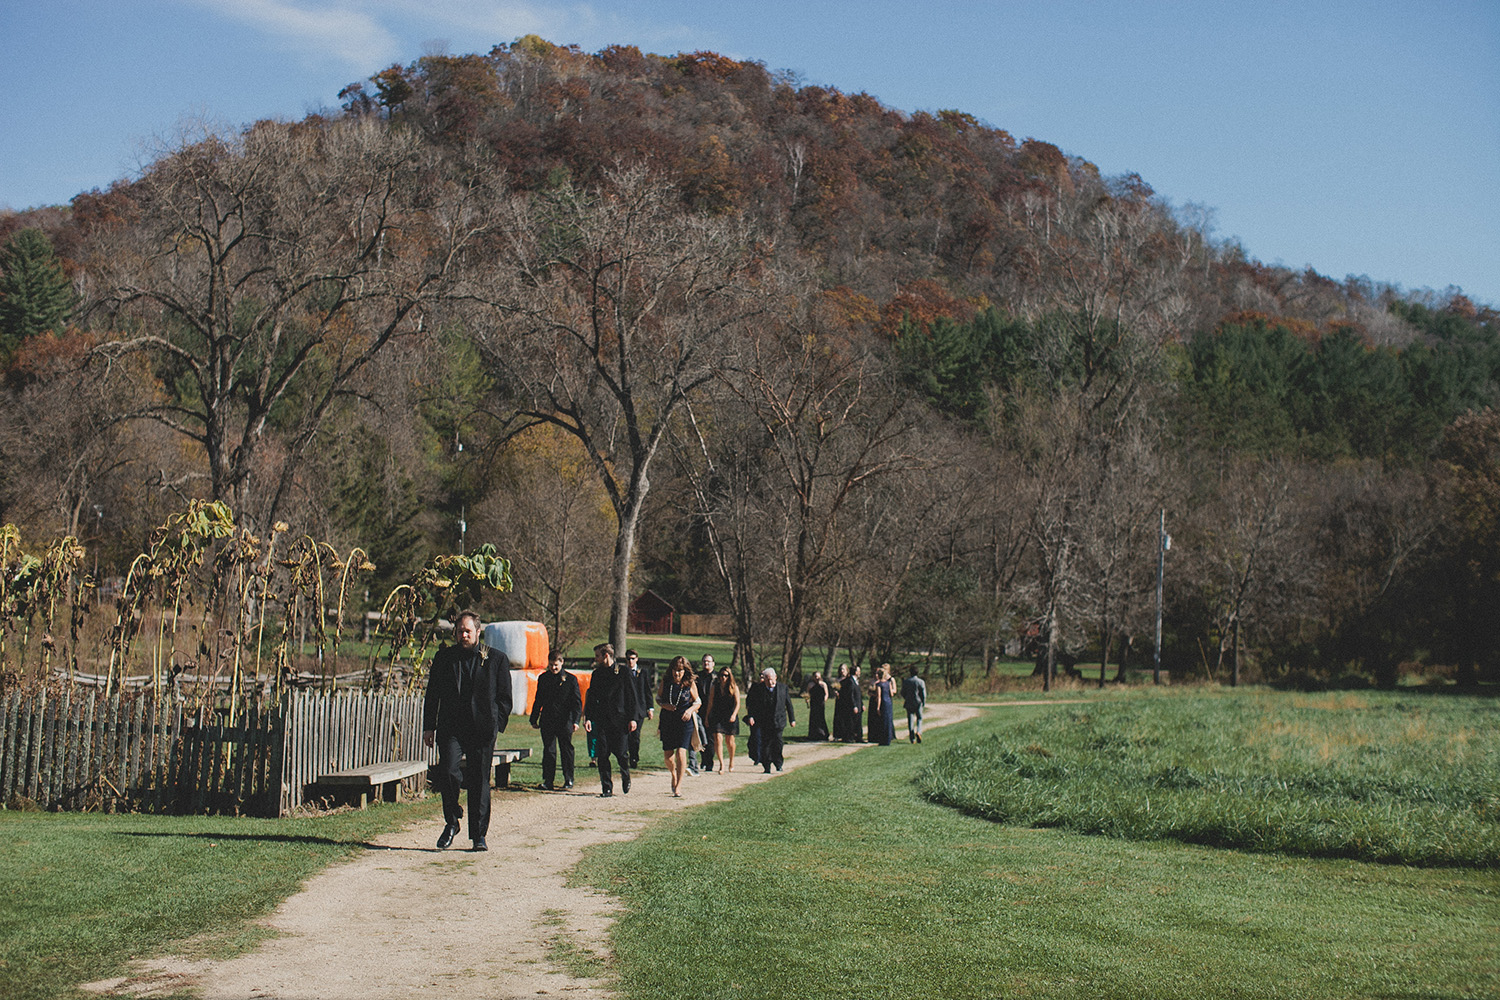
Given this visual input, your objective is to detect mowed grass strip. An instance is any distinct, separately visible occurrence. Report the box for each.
[573,699,1499,1000]
[0,801,433,1000]
[917,690,1500,866]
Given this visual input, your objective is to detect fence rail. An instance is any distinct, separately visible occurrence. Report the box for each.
[0,689,435,816]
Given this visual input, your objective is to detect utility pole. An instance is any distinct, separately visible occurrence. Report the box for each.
[1154,509,1169,685]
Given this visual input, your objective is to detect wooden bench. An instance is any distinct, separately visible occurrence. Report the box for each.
[316,759,429,809]
[491,747,533,787]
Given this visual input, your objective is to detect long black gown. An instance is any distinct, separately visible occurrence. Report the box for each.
[832,675,858,741]
[867,678,895,745]
[805,680,830,740]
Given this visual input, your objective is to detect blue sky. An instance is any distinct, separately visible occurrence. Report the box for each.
[2,0,1496,305]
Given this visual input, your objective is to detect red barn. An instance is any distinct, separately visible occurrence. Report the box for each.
[628,590,674,634]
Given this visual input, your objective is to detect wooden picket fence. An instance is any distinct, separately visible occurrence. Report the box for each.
[278,689,434,815]
[0,689,434,817]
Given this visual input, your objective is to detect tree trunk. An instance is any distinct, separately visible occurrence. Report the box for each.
[609,478,649,655]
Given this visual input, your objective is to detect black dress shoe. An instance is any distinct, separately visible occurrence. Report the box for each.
[543,783,556,791]
[471,838,487,851]
[563,780,574,789]
[621,777,631,794]
[437,822,459,849]
[599,790,613,797]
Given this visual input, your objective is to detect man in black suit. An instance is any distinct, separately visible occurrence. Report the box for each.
[745,667,795,773]
[530,649,582,790]
[625,649,654,769]
[583,642,638,797]
[690,654,716,773]
[423,611,513,852]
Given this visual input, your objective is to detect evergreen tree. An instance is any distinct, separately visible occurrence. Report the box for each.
[0,228,76,360]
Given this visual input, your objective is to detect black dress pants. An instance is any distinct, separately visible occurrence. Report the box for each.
[759,724,784,770]
[540,723,575,787]
[593,722,631,793]
[436,730,496,840]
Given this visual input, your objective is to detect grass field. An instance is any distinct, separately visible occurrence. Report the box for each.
[918,689,1500,866]
[7,688,1496,999]
[573,693,1500,999]
[0,802,429,1000]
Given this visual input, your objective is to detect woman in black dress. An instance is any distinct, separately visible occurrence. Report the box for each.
[867,663,897,746]
[832,663,859,742]
[656,655,702,796]
[704,665,741,772]
[804,671,831,741]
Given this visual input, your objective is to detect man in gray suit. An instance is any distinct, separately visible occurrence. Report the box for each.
[901,664,927,743]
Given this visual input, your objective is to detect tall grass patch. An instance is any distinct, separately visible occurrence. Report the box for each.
[916,690,1500,866]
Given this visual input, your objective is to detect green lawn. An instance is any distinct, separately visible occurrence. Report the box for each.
[918,688,1500,866]
[573,695,1500,999]
[0,802,431,1000]
[8,689,1496,1000]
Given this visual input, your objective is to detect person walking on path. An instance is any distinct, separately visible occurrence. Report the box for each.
[656,655,702,796]
[900,664,927,744]
[423,611,514,851]
[583,643,638,797]
[867,663,896,746]
[745,667,796,772]
[803,670,831,740]
[704,663,741,772]
[530,650,582,789]
[833,663,862,742]
[626,649,654,769]
[691,655,716,773]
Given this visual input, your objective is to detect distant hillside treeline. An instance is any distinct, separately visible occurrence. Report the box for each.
[0,36,1496,687]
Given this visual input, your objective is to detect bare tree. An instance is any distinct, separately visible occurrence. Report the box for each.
[1187,458,1319,685]
[82,118,495,530]
[1073,417,1174,686]
[474,426,615,654]
[726,311,927,677]
[472,167,775,652]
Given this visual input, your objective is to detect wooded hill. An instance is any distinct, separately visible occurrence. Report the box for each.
[1,36,1497,688]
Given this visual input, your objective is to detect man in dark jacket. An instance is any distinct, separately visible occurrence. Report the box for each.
[745,667,795,773]
[689,654,716,774]
[625,649,654,768]
[583,642,638,797]
[423,611,513,851]
[530,650,582,789]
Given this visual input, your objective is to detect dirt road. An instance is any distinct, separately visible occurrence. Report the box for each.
[84,703,983,1000]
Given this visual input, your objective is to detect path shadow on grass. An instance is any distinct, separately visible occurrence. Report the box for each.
[115,830,443,852]
[114,830,379,848]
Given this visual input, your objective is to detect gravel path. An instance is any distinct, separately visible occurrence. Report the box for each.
[83,703,984,1000]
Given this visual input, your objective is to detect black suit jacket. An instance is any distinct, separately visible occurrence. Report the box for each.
[629,666,655,723]
[530,669,582,729]
[585,662,639,727]
[838,674,863,712]
[746,681,795,730]
[424,643,513,743]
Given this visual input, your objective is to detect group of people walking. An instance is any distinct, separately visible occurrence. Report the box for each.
[422,614,930,852]
[523,643,809,798]
[805,662,927,746]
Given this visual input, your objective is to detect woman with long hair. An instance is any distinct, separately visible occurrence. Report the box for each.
[657,655,702,796]
[704,664,741,772]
